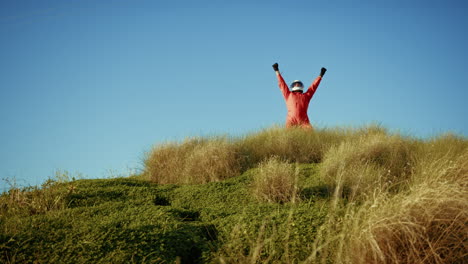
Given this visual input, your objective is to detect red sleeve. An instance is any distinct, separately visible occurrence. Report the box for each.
[277,73,290,100]
[304,76,322,99]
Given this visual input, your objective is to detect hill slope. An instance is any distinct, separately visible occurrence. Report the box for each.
[1,165,327,263]
[1,126,467,263]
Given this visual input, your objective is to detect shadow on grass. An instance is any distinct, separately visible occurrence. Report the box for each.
[154,195,171,206]
[300,185,333,200]
[170,208,201,222]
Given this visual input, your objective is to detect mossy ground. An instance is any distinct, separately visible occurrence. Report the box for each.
[1,164,328,263]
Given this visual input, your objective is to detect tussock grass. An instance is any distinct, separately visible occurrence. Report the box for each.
[314,181,468,264]
[310,131,468,264]
[144,124,389,185]
[144,137,242,184]
[319,133,415,200]
[423,133,468,160]
[239,126,331,165]
[365,182,466,264]
[412,133,468,186]
[251,157,299,203]
[239,124,388,165]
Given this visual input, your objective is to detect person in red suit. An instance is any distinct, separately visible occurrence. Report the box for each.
[272,63,327,129]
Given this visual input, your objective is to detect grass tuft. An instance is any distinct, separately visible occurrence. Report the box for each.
[319,133,415,200]
[144,136,242,184]
[251,157,299,203]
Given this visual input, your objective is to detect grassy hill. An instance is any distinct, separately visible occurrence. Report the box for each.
[1,125,467,263]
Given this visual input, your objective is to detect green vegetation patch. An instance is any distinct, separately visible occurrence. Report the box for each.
[1,168,329,263]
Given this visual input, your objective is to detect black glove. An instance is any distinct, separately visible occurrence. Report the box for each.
[272,63,279,72]
[320,67,327,77]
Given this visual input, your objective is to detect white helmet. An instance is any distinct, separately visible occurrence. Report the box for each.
[290,80,304,91]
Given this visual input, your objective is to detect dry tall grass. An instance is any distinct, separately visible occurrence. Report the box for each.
[238,125,382,166]
[239,126,327,165]
[411,133,468,186]
[144,124,389,185]
[251,157,299,203]
[143,125,467,263]
[313,180,467,264]
[0,170,77,218]
[144,137,242,184]
[319,133,415,200]
[361,183,465,264]
[310,132,468,264]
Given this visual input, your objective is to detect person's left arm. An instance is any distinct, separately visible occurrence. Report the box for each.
[305,67,327,98]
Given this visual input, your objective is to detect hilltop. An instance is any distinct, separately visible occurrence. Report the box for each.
[1,125,467,263]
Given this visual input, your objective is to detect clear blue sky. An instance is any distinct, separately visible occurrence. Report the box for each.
[1,0,467,191]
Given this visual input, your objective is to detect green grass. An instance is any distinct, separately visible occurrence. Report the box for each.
[1,167,328,263]
[1,125,467,263]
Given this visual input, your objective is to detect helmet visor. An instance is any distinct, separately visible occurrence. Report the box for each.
[290,81,304,89]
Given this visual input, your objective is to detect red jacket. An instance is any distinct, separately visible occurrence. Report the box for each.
[277,73,322,128]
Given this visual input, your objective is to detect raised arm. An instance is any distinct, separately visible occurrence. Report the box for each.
[304,67,327,98]
[272,63,290,99]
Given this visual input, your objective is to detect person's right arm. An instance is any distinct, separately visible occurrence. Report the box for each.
[273,63,290,99]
